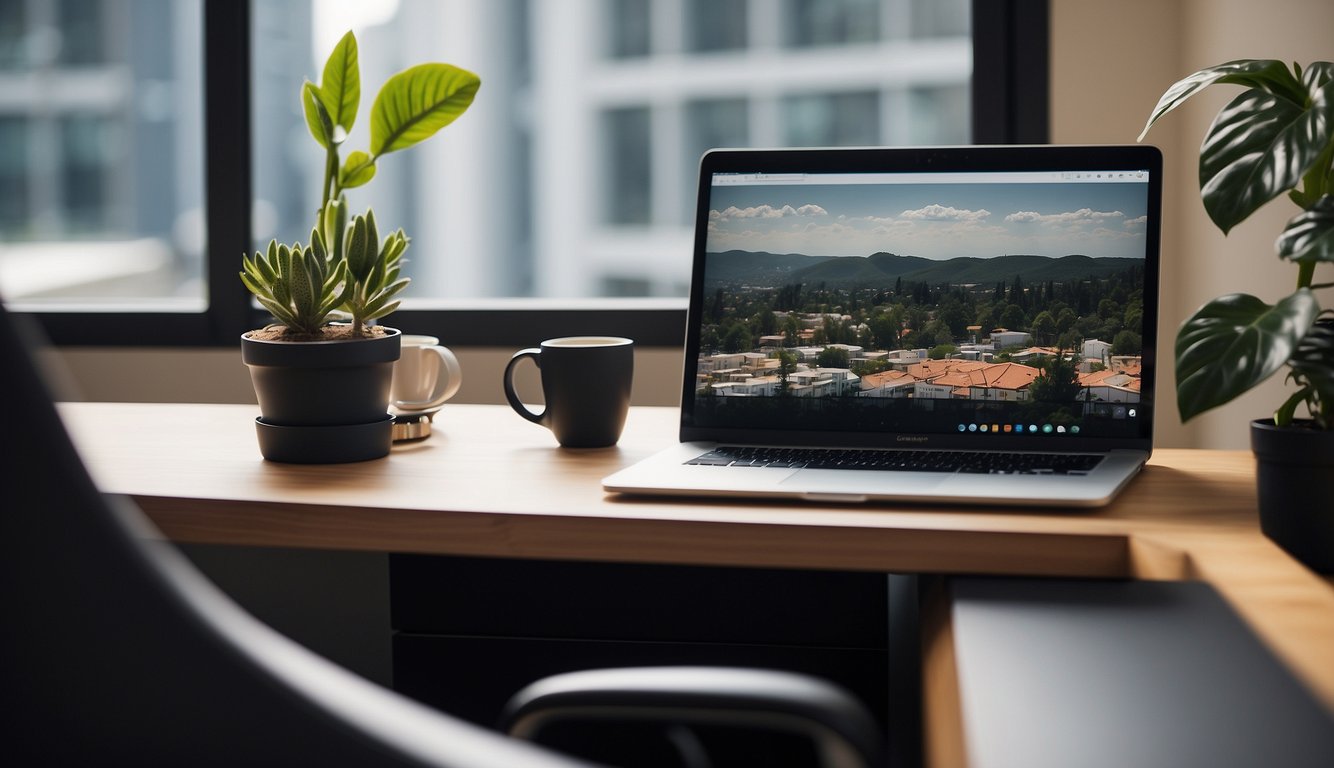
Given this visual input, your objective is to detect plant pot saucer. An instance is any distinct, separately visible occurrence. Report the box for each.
[255,415,394,463]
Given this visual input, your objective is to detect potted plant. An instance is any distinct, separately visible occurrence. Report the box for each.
[1140,59,1334,571]
[240,31,479,463]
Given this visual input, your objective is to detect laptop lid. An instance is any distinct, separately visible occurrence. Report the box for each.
[680,145,1162,454]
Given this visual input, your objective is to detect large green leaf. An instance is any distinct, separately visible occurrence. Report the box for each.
[1198,76,1334,233]
[1293,62,1334,209]
[1175,290,1320,421]
[1278,194,1334,263]
[1138,59,1304,142]
[370,63,480,158]
[1301,61,1334,95]
[338,150,376,189]
[319,30,360,135]
[302,81,334,150]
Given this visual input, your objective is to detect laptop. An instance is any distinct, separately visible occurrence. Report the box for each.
[604,145,1162,507]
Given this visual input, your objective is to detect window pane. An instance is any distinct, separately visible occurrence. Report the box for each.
[606,0,650,59]
[785,0,880,47]
[251,0,970,301]
[687,0,747,53]
[57,0,108,66]
[782,92,881,147]
[908,84,970,145]
[0,1,25,69]
[60,114,116,232]
[0,0,205,306]
[684,98,749,220]
[603,106,652,225]
[0,117,28,230]
[911,0,969,38]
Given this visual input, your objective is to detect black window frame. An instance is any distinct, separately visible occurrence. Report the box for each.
[17,0,1048,348]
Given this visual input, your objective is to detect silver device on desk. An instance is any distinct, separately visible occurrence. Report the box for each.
[605,145,1162,507]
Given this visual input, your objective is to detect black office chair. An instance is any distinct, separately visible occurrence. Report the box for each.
[0,300,882,767]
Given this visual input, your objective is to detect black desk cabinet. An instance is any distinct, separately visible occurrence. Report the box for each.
[388,555,891,731]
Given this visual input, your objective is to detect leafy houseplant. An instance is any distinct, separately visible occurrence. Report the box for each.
[240,31,479,463]
[1140,59,1334,570]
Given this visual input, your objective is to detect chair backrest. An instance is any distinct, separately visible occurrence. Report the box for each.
[0,300,589,767]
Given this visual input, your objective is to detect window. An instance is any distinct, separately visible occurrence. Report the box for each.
[12,0,1048,347]
[604,107,654,226]
[0,0,205,308]
[254,0,972,303]
[687,0,748,52]
[785,0,880,47]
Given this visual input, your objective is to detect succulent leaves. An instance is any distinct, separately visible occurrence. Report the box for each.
[240,230,350,336]
[242,201,413,337]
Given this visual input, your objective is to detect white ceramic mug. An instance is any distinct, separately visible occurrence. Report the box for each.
[391,335,462,411]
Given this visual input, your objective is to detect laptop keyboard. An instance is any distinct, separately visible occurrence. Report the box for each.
[685,446,1104,475]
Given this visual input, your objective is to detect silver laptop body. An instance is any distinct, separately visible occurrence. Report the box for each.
[605,145,1162,508]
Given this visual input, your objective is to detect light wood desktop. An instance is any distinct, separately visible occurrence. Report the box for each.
[59,402,1334,761]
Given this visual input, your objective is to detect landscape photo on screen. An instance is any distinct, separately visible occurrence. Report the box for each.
[693,173,1151,437]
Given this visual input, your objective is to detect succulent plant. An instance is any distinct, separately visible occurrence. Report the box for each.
[240,229,350,336]
[240,200,412,337]
[240,29,479,339]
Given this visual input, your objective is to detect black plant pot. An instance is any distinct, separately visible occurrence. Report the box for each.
[241,328,401,463]
[1250,419,1334,573]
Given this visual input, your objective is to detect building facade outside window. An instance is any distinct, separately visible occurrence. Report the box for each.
[253,0,970,301]
[2,0,1025,348]
[0,0,204,306]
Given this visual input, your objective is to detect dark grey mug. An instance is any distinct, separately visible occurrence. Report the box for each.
[503,336,634,448]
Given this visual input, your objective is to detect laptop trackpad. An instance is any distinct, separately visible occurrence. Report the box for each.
[780,468,948,494]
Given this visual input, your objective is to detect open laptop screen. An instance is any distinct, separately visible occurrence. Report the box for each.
[681,146,1161,451]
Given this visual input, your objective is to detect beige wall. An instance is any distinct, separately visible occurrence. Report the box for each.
[54,1,1334,447]
[1051,0,1334,448]
[44,345,685,408]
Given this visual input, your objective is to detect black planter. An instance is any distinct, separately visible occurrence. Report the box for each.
[241,328,401,463]
[1250,419,1334,573]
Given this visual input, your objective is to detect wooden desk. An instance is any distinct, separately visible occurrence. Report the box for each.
[60,402,1334,759]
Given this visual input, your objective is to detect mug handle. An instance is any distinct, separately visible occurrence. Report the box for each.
[393,346,462,411]
[504,348,547,426]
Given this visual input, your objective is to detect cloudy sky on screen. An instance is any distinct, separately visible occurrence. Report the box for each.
[705,181,1150,260]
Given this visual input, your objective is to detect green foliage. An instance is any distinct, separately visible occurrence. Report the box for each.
[851,359,889,377]
[1030,311,1057,345]
[240,232,351,335]
[816,346,851,369]
[245,30,479,337]
[999,303,1027,330]
[1030,352,1082,403]
[1141,59,1334,427]
[1282,315,1334,429]
[332,205,412,337]
[774,349,799,394]
[721,323,751,353]
[1112,329,1142,356]
[320,31,360,134]
[371,63,480,157]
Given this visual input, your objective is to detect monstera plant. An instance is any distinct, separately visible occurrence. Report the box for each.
[240,31,479,463]
[1140,59,1334,429]
[1140,58,1334,572]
